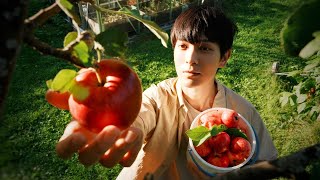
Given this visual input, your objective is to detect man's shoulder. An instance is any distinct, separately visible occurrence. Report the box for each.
[143,78,178,99]
[146,78,177,92]
[219,82,256,110]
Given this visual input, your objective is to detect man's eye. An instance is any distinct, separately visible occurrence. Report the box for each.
[199,46,212,51]
[178,44,187,49]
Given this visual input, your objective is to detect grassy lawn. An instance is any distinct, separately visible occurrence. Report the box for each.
[1,0,319,179]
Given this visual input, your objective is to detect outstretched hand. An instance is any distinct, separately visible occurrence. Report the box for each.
[56,120,143,167]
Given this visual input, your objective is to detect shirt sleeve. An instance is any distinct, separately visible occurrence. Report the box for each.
[250,110,278,161]
[131,84,159,142]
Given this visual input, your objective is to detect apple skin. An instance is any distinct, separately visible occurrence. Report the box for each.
[68,59,142,133]
[200,110,222,129]
[227,151,245,166]
[230,137,251,158]
[45,90,70,110]
[206,153,230,168]
[208,132,231,154]
[194,140,212,157]
[221,109,239,128]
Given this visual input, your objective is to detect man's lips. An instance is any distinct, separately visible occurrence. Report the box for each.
[182,70,200,75]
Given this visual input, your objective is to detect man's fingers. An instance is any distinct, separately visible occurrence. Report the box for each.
[99,127,142,168]
[56,132,87,159]
[78,125,121,166]
[56,121,87,159]
[56,120,96,159]
[119,129,143,167]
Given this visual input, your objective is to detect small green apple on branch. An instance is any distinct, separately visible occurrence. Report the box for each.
[33,0,169,133]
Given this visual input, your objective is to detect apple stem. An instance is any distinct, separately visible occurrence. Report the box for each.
[88,67,103,85]
[97,49,101,63]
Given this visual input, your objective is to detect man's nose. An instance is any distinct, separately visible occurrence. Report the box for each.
[185,47,199,64]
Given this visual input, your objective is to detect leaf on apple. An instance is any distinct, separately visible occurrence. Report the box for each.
[57,0,81,25]
[210,124,228,136]
[225,128,248,140]
[95,28,128,58]
[69,83,90,101]
[186,126,210,141]
[186,124,228,147]
[47,69,77,93]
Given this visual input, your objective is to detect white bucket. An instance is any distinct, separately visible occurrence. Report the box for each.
[186,108,258,177]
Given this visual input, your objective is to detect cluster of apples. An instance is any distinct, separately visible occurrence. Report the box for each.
[194,109,252,168]
[45,59,142,133]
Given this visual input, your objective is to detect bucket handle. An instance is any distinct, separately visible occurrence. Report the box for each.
[247,125,260,165]
[187,148,217,177]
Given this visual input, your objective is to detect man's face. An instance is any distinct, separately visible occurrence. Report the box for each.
[174,40,229,88]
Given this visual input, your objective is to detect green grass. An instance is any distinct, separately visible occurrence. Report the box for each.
[1,0,319,179]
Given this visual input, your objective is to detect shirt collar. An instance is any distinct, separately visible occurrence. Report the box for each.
[176,78,227,109]
[213,80,227,108]
[176,78,185,109]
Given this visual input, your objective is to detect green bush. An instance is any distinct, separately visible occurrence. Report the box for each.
[280,0,320,56]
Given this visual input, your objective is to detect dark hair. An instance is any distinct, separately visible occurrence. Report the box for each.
[170,6,238,55]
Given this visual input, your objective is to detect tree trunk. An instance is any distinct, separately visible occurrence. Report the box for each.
[0,0,29,116]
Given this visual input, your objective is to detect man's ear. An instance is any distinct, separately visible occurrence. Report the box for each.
[219,49,232,68]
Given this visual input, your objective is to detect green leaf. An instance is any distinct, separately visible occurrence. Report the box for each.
[193,133,212,147]
[117,7,169,48]
[299,33,320,59]
[297,94,308,104]
[57,0,81,25]
[95,28,128,58]
[287,70,301,77]
[69,83,90,101]
[210,124,228,136]
[312,31,320,37]
[46,79,53,89]
[289,94,298,106]
[64,32,78,47]
[309,106,320,120]
[304,61,319,72]
[297,102,307,114]
[50,69,77,92]
[72,41,91,67]
[185,126,210,141]
[279,92,294,107]
[225,128,248,140]
[300,79,316,94]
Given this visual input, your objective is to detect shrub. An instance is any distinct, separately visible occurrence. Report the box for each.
[280,0,320,56]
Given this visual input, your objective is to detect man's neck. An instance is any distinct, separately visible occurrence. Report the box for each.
[182,80,217,112]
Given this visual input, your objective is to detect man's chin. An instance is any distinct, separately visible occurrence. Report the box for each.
[179,78,201,88]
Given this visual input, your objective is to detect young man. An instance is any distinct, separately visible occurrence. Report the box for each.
[56,5,278,179]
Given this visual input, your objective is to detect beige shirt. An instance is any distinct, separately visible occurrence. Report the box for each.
[117,78,278,180]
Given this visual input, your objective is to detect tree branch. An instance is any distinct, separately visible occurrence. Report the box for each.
[24,2,61,30]
[22,0,96,68]
[23,34,85,67]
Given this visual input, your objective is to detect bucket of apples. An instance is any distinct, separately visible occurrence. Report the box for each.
[186,107,258,177]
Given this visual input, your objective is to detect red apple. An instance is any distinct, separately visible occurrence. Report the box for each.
[230,137,251,158]
[200,110,222,129]
[227,151,246,166]
[194,140,212,157]
[68,59,142,133]
[221,109,239,128]
[45,89,70,110]
[208,132,230,154]
[207,153,230,167]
